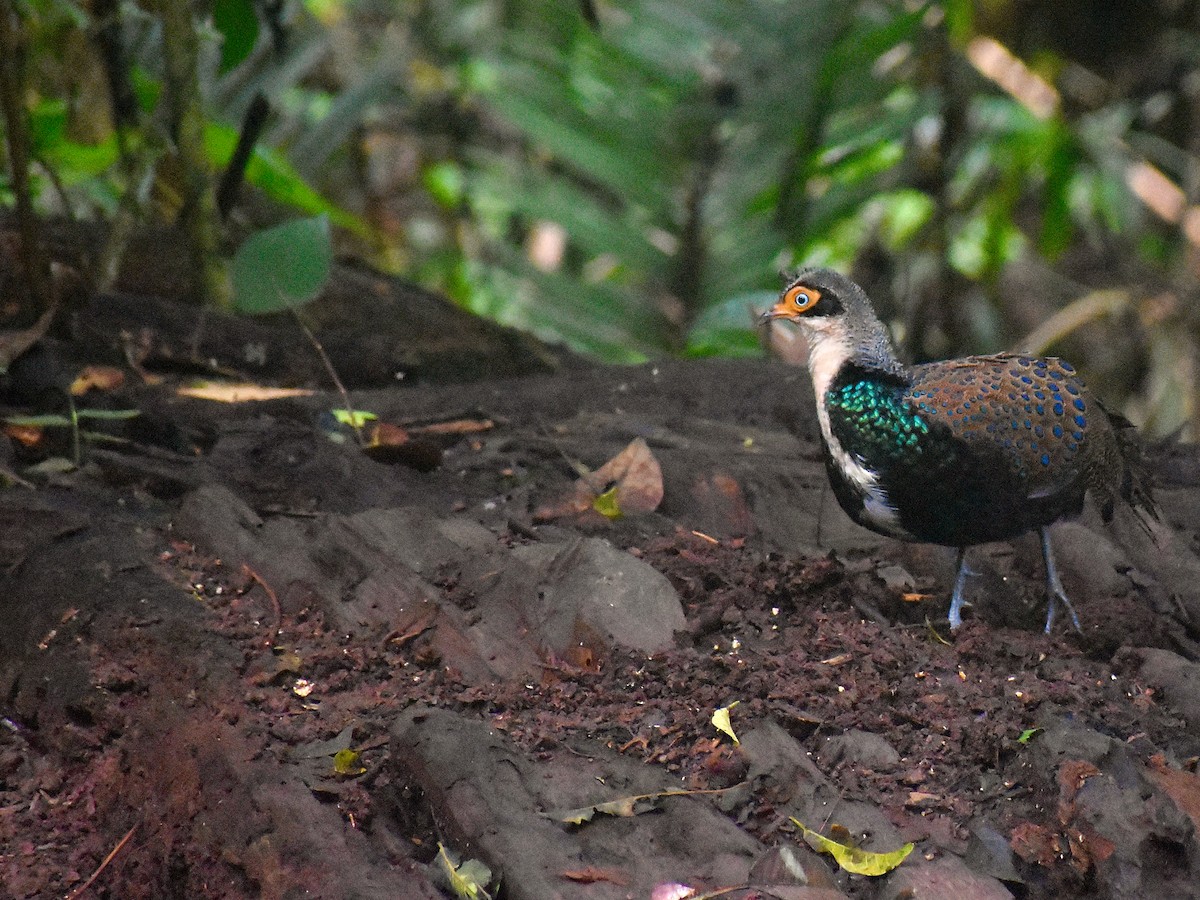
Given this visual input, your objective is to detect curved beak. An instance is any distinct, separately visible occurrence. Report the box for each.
[759,299,794,324]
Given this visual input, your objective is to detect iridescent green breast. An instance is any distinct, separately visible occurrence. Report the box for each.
[825,377,929,461]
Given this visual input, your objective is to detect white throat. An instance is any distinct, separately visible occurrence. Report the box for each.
[797,320,909,538]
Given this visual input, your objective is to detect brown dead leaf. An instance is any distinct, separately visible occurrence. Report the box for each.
[408,418,494,436]
[1148,754,1200,832]
[386,612,437,648]
[1057,759,1101,825]
[561,867,629,885]
[820,653,852,666]
[1065,824,1115,873]
[533,437,663,524]
[3,423,45,448]
[369,422,410,446]
[70,365,126,395]
[1010,821,1062,867]
[905,791,939,807]
[363,423,442,471]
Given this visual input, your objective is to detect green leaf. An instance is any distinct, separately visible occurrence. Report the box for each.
[74,409,142,421]
[203,123,368,235]
[213,0,259,74]
[1017,727,1042,745]
[423,161,465,208]
[232,215,332,315]
[686,291,772,359]
[4,410,138,427]
[1039,128,1078,258]
[331,409,378,427]
[3,414,72,428]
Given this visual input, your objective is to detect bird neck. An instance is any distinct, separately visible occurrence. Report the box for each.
[804,315,908,402]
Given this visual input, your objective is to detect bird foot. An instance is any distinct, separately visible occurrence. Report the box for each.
[947,548,972,631]
[1041,528,1082,635]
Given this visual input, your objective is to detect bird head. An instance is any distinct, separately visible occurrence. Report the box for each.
[760,268,860,326]
[760,267,903,379]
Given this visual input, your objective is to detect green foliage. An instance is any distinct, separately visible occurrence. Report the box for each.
[443,0,937,359]
[2,0,365,243]
[2,0,1196,431]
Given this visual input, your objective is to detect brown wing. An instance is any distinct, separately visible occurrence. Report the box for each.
[905,353,1107,500]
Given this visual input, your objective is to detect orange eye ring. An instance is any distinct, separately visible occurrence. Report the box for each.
[784,284,820,312]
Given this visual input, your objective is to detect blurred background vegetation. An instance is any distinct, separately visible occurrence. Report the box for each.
[2,0,1200,437]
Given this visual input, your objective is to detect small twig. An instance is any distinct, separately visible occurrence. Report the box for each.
[289,306,367,447]
[0,3,52,315]
[217,92,271,219]
[241,563,282,647]
[68,394,81,467]
[1014,288,1130,356]
[65,822,138,900]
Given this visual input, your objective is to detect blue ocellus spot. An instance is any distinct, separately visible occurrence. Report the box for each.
[1052,425,1063,438]
[1053,403,1064,415]
[1073,431,1084,442]
[1074,414,1086,428]
[1073,397,1085,411]
[1041,453,1050,466]
[1066,383,1080,395]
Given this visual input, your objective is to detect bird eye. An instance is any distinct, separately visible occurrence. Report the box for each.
[784,285,820,310]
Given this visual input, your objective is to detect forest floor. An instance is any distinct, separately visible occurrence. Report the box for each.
[2,271,1200,900]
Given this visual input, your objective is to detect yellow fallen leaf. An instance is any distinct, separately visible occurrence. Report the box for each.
[791,818,913,876]
[333,748,366,776]
[550,785,741,827]
[711,701,740,744]
[593,486,622,519]
[70,364,125,395]
[552,795,660,825]
[177,382,316,402]
[436,842,493,899]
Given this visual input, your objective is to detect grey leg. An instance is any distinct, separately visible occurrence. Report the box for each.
[948,547,971,630]
[1041,526,1082,634]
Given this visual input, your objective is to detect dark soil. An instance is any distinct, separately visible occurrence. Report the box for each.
[3,269,1200,900]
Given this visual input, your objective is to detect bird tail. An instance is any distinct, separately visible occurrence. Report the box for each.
[1105,408,1160,539]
